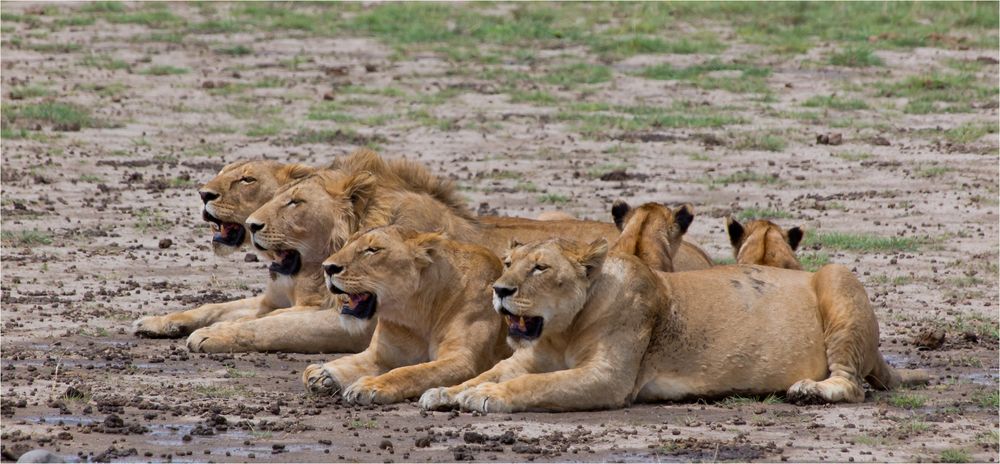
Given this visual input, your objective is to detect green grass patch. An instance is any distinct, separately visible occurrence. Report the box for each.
[557,103,743,137]
[538,193,570,204]
[802,95,869,110]
[1,230,53,246]
[509,90,560,105]
[140,65,188,76]
[717,393,782,407]
[833,151,872,161]
[732,133,787,152]
[80,53,128,70]
[134,208,170,233]
[105,9,181,28]
[735,208,793,221]
[8,85,50,100]
[939,449,971,463]
[80,2,125,13]
[27,42,82,54]
[589,32,725,59]
[878,72,997,111]
[944,122,997,144]
[545,63,612,87]
[4,102,92,129]
[975,390,999,409]
[829,46,883,67]
[804,232,925,252]
[916,166,951,178]
[638,59,771,94]
[888,392,927,409]
[190,19,243,34]
[705,171,783,187]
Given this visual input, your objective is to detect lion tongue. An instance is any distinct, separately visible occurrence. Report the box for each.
[349,293,369,309]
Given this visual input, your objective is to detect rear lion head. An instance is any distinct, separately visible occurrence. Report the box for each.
[322,226,444,325]
[245,171,377,276]
[493,238,608,348]
[725,216,803,270]
[199,160,315,256]
[610,200,693,273]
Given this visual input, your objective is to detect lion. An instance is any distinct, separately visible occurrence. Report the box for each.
[725,216,803,270]
[421,214,925,412]
[609,200,695,273]
[300,226,510,404]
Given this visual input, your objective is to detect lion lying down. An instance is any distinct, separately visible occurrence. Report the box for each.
[422,202,926,412]
[300,226,510,404]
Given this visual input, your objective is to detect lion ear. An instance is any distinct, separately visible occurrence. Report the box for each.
[578,238,608,278]
[507,238,523,251]
[673,204,694,236]
[408,231,444,267]
[725,216,744,248]
[277,163,315,183]
[611,200,631,230]
[787,226,804,251]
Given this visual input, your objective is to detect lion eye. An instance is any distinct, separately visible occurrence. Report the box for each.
[240,177,256,184]
[532,264,549,274]
[287,199,302,207]
[364,247,381,255]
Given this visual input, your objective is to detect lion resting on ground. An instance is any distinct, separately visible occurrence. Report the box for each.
[725,216,803,270]
[422,206,925,412]
[300,226,510,404]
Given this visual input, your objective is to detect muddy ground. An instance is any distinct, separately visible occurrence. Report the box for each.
[2,2,998,462]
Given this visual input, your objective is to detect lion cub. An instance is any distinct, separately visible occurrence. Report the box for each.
[302,226,510,405]
[422,209,923,412]
[610,200,696,273]
[725,216,803,270]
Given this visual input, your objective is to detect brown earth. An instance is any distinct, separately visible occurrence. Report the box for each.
[2,2,998,463]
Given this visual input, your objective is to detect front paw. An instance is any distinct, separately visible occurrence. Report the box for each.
[302,364,343,395]
[343,376,400,405]
[186,323,250,353]
[455,383,513,413]
[133,314,192,338]
[419,387,460,411]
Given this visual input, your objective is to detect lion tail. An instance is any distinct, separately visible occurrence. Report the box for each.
[866,351,930,390]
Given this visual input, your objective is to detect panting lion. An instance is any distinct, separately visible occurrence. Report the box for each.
[725,216,803,270]
[421,207,925,412]
[300,226,510,404]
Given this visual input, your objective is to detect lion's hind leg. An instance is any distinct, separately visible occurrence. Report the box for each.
[788,265,882,404]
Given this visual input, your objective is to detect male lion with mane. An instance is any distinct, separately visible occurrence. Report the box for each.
[300,226,510,404]
[422,203,925,412]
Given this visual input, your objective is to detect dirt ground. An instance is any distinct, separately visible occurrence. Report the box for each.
[2,2,998,463]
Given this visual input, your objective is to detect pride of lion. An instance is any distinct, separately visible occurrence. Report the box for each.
[134,148,925,409]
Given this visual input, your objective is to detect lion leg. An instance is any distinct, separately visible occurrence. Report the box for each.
[344,353,479,405]
[789,265,880,404]
[133,296,266,338]
[187,307,373,354]
[454,366,633,413]
[303,349,383,396]
[420,351,535,411]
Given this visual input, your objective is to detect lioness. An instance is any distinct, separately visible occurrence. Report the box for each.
[421,219,923,412]
[725,216,803,270]
[300,226,509,404]
[610,200,695,273]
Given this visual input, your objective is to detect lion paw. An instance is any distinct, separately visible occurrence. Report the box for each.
[343,376,400,405]
[186,324,248,353]
[455,383,513,413]
[787,379,825,404]
[302,364,343,395]
[133,315,192,338]
[419,387,460,411]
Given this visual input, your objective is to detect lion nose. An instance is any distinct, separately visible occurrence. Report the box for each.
[199,190,219,204]
[493,285,517,299]
[247,221,265,234]
[323,263,344,276]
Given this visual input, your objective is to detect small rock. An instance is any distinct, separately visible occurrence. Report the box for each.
[158,239,173,249]
[816,132,843,145]
[415,436,431,448]
[378,439,392,450]
[244,253,259,263]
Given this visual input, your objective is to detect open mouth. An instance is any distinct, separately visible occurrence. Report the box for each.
[329,286,377,320]
[268,250,302,276]
[499,307,544,340]
[203,210,246,247]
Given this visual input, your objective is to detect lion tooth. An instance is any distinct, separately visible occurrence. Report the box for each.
[518,316,526,331]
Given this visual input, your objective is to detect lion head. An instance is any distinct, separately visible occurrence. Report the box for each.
[322,226,444,323]
[610,200,693,273]
[199,160,315,256]
[492,238,608,348]
[725,216,803,270]
[245,170,377,276]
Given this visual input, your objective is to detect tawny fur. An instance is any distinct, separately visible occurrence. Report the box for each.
[422,212,926,412]
[301,226,510,404]
[725,217,803,270]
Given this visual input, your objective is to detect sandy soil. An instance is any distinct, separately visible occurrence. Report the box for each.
[2,3,998,462]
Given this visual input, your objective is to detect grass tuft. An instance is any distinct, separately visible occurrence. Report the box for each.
[805,232,925,252]
[829,46,883,67]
